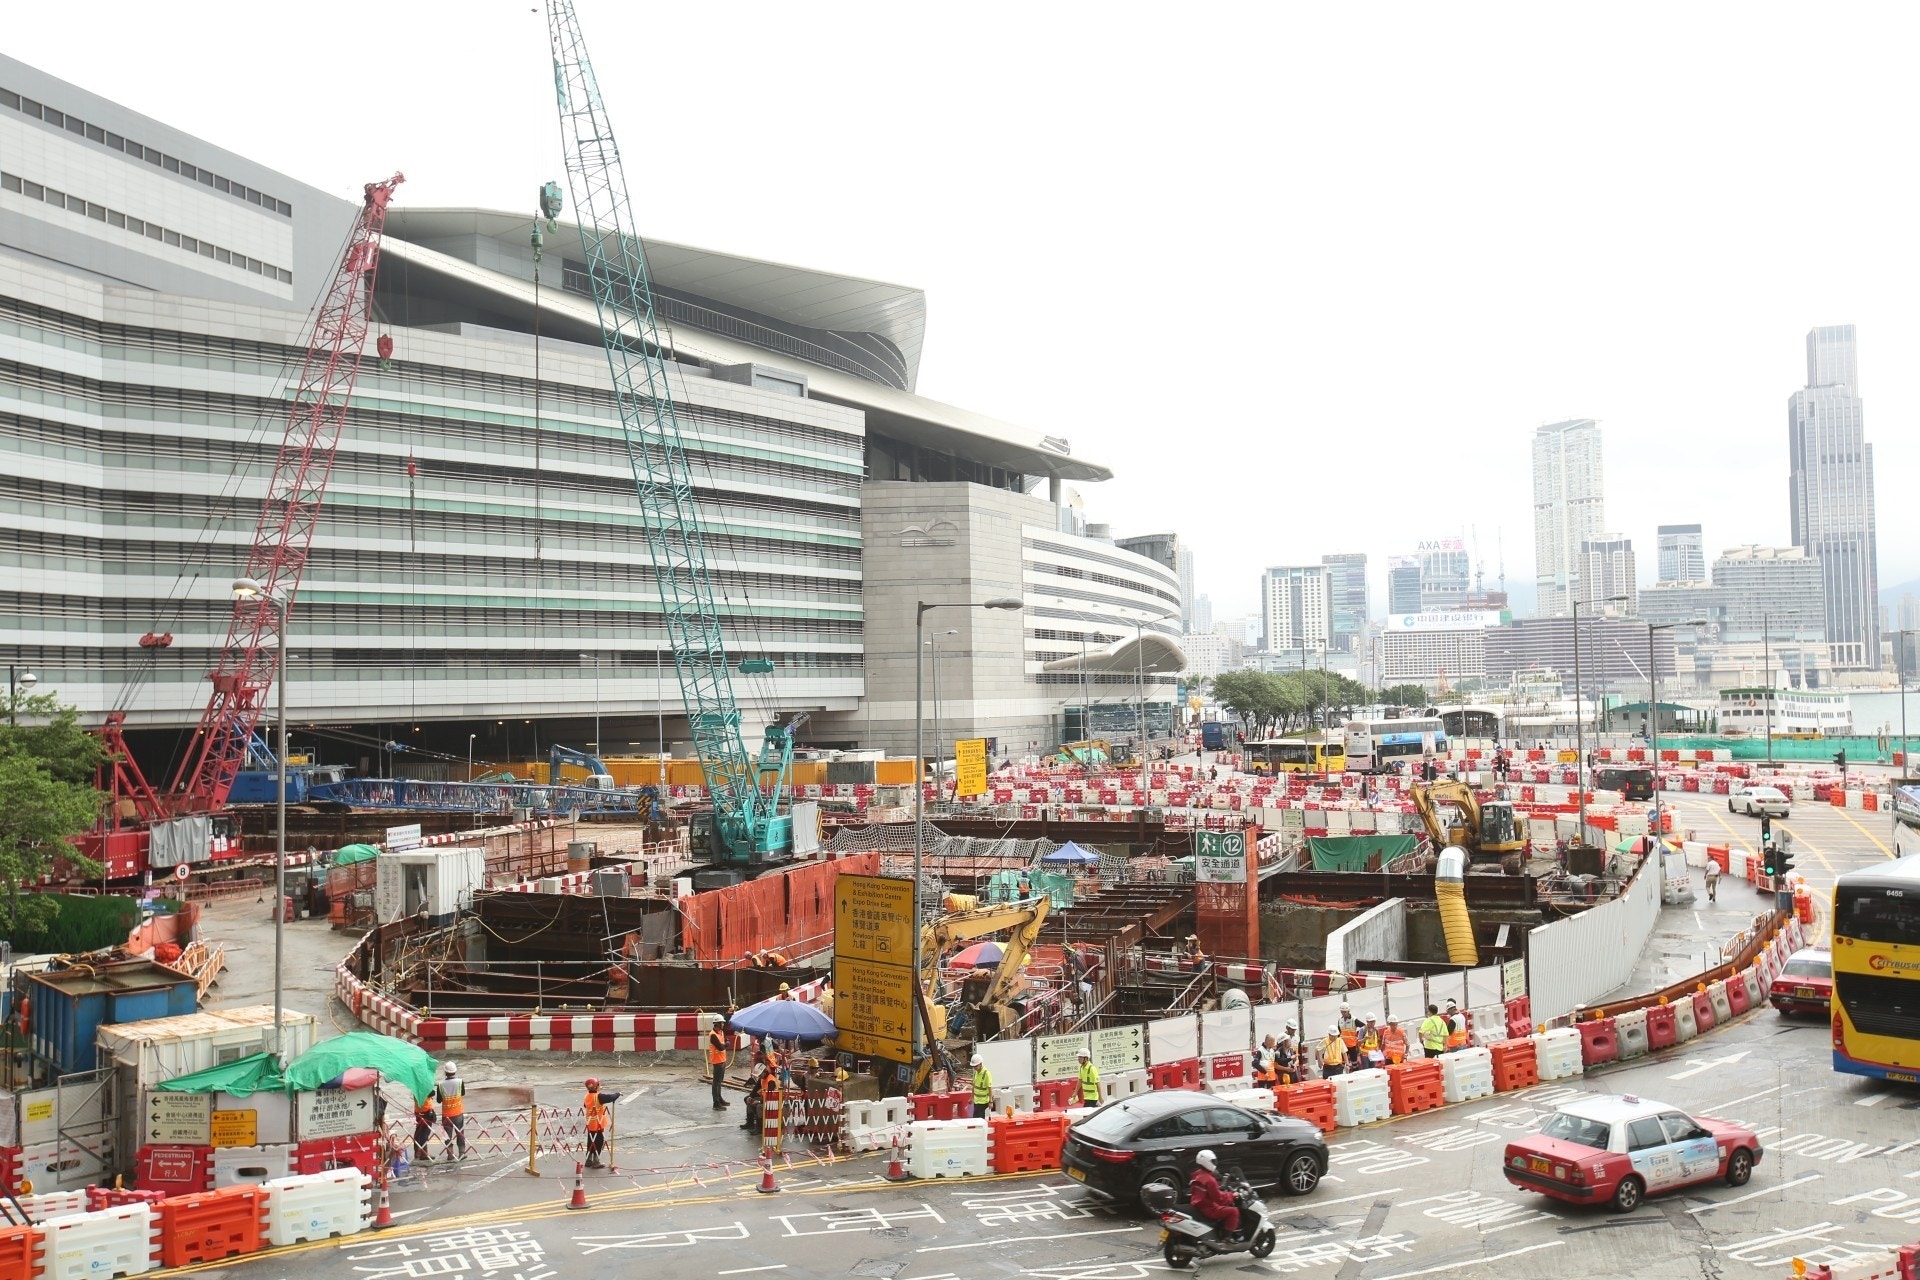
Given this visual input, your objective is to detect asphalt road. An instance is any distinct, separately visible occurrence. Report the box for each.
[182,789,1913,1280]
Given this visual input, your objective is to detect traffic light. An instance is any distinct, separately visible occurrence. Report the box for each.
[1775,837,1795,879]
[1759,817,1776,876]
[1835,749,1847,772]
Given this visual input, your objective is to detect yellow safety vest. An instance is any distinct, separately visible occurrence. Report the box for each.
[1419,1016,1447,1052]
[1078,1061,1100,1101]
[1321,1036,1344,1066]
[972,1069,993,1106]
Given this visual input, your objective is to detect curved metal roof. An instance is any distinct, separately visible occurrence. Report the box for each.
[1042,633,1189,676]
[375,233,1113,483]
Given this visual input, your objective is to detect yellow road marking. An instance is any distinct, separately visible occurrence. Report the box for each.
[1828,801,1894,857]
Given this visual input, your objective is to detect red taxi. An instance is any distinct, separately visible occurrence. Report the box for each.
[1503,1094,1763,1213]
[1768,946,1833,1017]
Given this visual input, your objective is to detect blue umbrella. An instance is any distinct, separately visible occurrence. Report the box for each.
[726,997,837,1043]
[1043,841,1100,864]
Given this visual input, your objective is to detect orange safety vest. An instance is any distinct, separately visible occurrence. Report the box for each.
[707,1028,728,1066]
[438,1079,464,1118]
[1445,1016,1470,1050]
[584,1092,608,1133]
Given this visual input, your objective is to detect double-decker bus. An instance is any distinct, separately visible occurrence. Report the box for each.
[1343,715,1446,774]
[1246,737,1347,775]
[1831,854,1920,1083]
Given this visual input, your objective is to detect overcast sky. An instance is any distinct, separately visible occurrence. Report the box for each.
[14,3,1919,620]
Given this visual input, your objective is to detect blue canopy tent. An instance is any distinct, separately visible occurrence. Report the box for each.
[1041,841,1100,865]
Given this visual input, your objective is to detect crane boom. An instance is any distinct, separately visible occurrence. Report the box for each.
[546,1,789,867]
[167,174,405,814]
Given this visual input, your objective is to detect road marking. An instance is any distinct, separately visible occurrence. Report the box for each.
[1371,1240,1565,1280]
[1687,1173,1822,1214]
[917,1225,1141,1252]
[1704,1084,1785,1111]
[1286,1186,1406,1210]
[1669,1050,1751,1080]
[717,1267,786,1275]
[1830,803,1894,856]
[1856,1093,1890,1107]
[1778,818,1838,877]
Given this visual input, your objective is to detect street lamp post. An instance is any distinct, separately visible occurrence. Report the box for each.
[1571,594,1628,841]
[1648,620,1707,850]
[914,597,1022,1069]
[927,629,956,797]
[6,666,36,725]
[232,577,288,1059]
[467,733,477,782]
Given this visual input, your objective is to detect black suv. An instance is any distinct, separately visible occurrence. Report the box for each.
[1059,1089,1328,1211]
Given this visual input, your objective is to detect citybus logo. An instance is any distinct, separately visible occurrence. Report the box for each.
[1867,954,1920,973]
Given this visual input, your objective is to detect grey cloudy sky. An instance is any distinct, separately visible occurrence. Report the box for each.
[14,3,1918,619]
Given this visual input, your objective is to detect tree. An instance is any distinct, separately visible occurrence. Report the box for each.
[1381,684,1429,708]
[0,693,105,940]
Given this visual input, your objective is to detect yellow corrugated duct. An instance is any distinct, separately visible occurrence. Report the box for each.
[1436,878,1479,965]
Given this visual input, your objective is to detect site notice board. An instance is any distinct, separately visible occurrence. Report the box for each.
[834,873,915,1063]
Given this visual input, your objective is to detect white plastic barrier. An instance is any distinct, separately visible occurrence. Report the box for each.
[1214,1087,1277,1113]
[214,1144,291,1188]
[906,1118,990,1178]
[1440,1046,1495,1104]
[843,1097,912,1152]
[263,1167,371,1247]
[1532,1028,1582,1081]
[1672,998,1698,1042]
[1332,1068,1390,1127]
[1707,980,1733,1024]
[1740,967,1764,1008]
[1614,1008,1649,1060]
[1729,850,1752,881]
[1467,1005,1507,1049]
[990,1084,1036,1115]
[14,1189,87,1220]
[1098,1068,1149,1104]
[38,1204,155,1280]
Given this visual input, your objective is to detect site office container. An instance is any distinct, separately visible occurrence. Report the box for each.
[96,1006,318,1175]
[373,847,486,926]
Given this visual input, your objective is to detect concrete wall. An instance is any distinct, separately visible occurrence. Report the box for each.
[1527,855,1662,1023]
[1324,898,1407,971]
[1258,905,1368,969]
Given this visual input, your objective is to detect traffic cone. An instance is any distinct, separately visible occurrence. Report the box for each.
[756,1150,779,1195]
[373,1176,393,1229]
[885,1131,909,1182]
[566,1161,589,1210]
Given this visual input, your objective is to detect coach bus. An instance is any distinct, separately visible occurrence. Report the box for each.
[1831,854,1920,1083]
[1246,736,1347,775]
[1342,715,1446,774]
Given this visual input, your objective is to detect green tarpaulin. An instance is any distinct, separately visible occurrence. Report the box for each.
[1307,834,1418,872]
[158,1033,439,1103]
[332,843,381,866]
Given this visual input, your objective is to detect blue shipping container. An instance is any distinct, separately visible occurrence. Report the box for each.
[26,960,199,1076]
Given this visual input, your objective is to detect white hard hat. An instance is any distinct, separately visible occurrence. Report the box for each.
[1195,1149,1218,1172]
[443,1062,457,1077]
[1285,1021,1296,1032]
[1077,1047,1091,1058]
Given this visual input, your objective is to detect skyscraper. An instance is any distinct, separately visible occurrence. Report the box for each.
[1191,592,1214,636]
[1321,552,1368,653]
[1578,535,1637,615]
[1387,557,1422,614]
[1789,325,1880,670]
[1532,419,1606,617]
[1418,538,1471,611]
[1657,524,1706,584]
[1261,565,1331,654]
[1177,547,1197,631]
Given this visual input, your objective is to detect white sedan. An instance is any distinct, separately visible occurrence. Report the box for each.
[1728,785,1790,818]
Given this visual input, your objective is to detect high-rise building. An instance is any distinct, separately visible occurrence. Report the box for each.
[1386,556,1422,614]
[1177,547,1196,631]
[1418,538,1471,612]
[1321,552,1368,653]
[1578,535,1637,615]
[1712,546,1828,645]
[1260,565,1331,653]
[1657,524,1705,584]
[1190,592,1213,636]
[1532,419,1605,616]
[1789,325,1880,670]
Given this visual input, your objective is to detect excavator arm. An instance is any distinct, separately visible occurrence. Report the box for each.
[1411,780,1525,871]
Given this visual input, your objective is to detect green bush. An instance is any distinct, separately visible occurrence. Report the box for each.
[11,893,139,955]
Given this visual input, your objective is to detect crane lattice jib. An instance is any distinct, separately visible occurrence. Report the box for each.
[169,174,405,815]
[547,1,763,846]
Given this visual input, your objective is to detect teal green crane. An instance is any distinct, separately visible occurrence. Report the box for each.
[545,0,794,868]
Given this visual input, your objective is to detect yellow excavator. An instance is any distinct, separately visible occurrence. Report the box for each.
[912,896,1051,1086]
[1409,780,1526,876]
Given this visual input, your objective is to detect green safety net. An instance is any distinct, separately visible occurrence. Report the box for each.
[159,1033,439,1103]
[1307,834,1418,872]
[1028,870,1076,907]
[1658,734,1908,763]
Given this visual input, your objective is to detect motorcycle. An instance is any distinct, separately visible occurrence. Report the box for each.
[1141,1171,1278,1268]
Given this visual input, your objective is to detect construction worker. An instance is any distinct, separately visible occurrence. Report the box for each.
[1180,935,1206,972]
[741,1061,770,1134]
[776,982,793,1001]
[411,1095,437,1164]
[1076,1047,1100,1105]
[971,1061,994,1119]
[1359,1016,1383,1068]
[436,1062,467,1160]
[1276,1022,1299,1085]
[1319,1025,1346,1079]
[583,1076,618,1168]
[707,1015,730,1110]
[1445,1000,1471,1051]
[1252,1036,1278,1088]
[1419,1005,1448,1059]
[1705,857,1720,903]
[1337,1003,1360,1069]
